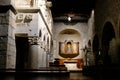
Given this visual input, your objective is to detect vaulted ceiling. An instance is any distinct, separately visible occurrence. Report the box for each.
[48,0,95,22]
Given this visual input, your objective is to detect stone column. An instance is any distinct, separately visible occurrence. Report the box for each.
[42,51,47,67]
[42,41,47,67]
[38,40,48,67]
[0,36,7,69]
[0,11,14,69]
[38,47,44,67]
[28,37,49,68]
[117,38,120,63]
[28,36,39,69]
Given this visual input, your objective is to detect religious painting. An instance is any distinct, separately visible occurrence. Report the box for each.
[59,40,79,55]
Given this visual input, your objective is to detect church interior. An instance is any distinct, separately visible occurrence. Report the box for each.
[0,0,120,79]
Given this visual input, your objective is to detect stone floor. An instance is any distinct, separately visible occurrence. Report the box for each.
[1,72,120,80]
[0,72,93,80]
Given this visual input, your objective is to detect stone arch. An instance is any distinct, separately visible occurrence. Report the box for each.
[57,29,81,58]
[58,29,81,37]
[101,22,115,65]
[55,27,82,39]
[88,40,91,48]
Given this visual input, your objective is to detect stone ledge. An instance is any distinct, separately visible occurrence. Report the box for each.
[0,67,69,74]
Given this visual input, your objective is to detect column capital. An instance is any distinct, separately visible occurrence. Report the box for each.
[28,36,39,45]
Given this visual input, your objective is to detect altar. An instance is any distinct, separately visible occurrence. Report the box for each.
[60,59,83,71]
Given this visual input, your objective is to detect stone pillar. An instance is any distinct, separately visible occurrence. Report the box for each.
[28,36,39,69]
[29,45,39,69]
[6,10,16,69]
[41,41,47,67]
[28,36,49,68]
[38,47,44,67]
[117,38,120,63]
[42,51,47,67]
[46,53,50,67]
[109,38,119,64]
[0,36,7,69]
[0,11,13,69]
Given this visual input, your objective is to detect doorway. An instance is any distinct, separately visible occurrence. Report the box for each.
[15,36,29,70]
[102,22,115,65]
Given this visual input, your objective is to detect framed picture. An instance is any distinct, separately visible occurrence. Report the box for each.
[59,40,79,55]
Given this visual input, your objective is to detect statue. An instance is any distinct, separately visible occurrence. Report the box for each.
[65,40,73,54]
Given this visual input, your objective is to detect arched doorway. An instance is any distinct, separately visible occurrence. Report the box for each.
[102,22,115,65]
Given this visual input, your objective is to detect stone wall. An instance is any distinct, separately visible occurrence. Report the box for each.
[95,0,120,64]
[0,0,11,5]
[0,36,7,68]
[6,10,16,69]
[87,10,95,66]
[0,0,53,69]
[0,12,9,69]
[95,0,120,36]
[53,22,88,59]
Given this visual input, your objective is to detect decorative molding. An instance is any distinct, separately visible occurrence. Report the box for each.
[15,14,23,23]
[28,36,38,45]
[28,36,46,49]
[24,14,32,23]
[46,1,52,8]
[15,14,32,23]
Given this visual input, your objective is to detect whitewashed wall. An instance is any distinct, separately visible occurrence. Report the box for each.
[53,22,88,59]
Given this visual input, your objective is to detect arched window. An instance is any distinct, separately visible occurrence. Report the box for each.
[39,30,42,37]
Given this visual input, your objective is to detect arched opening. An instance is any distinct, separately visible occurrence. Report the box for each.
[47,37,49,52]
[39,30,42,37]
[59,29,79,34]
[88,40,91,48]
[54,29,83,71]
[92,35,99,65]
[43,35,45,41]
[102,22,115,65]
[58,29,80,58]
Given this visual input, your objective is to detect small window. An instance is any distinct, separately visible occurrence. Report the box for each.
[39,30,42,37]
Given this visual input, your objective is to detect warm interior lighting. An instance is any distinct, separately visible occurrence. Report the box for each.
[68,16,71,21]
[67,13,76,21]
[67,13,76,17]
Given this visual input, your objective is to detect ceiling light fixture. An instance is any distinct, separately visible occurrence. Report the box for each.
[68,16,71,21]
[67,12,76,21]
